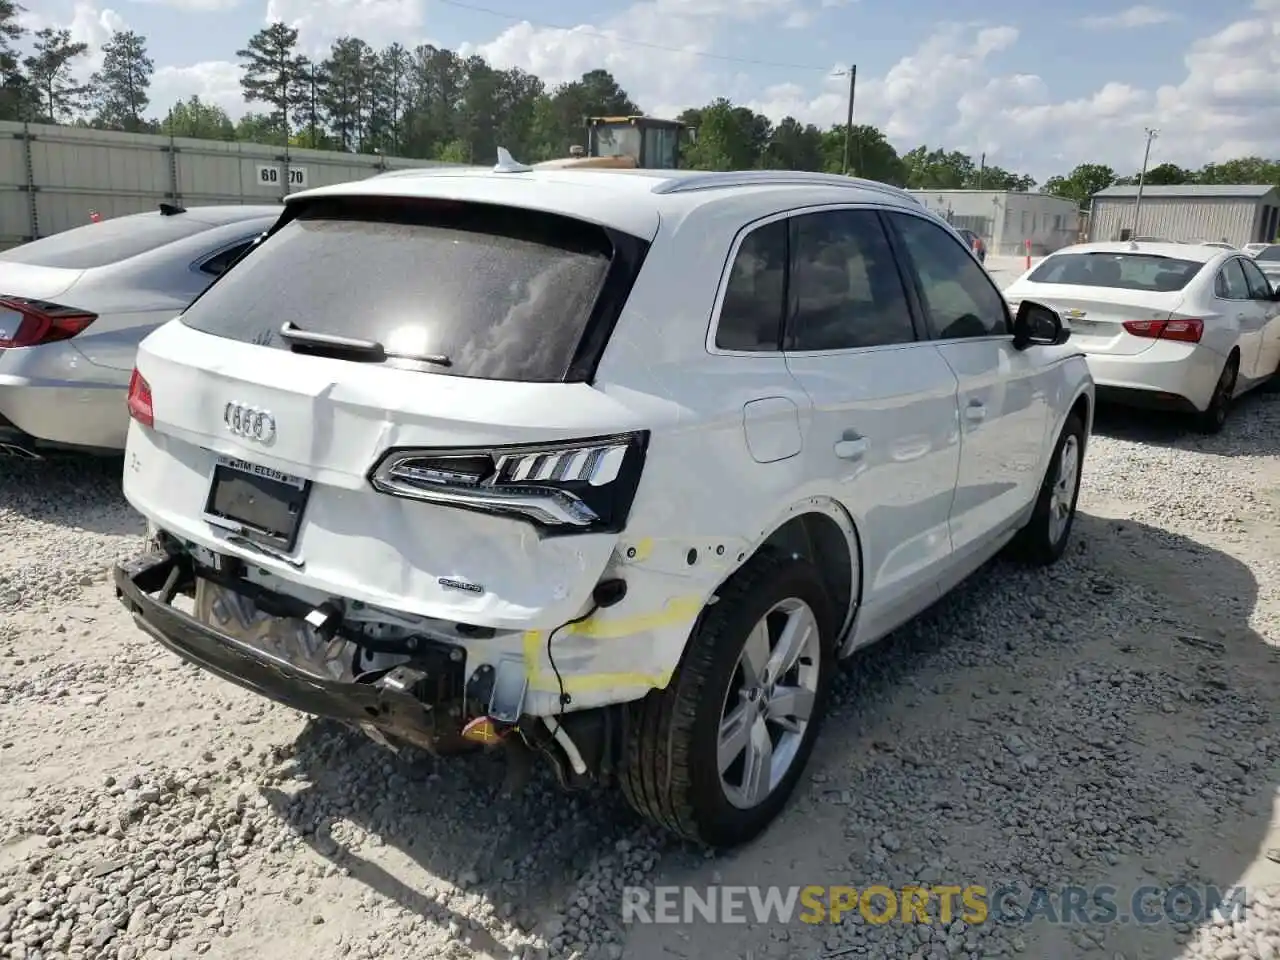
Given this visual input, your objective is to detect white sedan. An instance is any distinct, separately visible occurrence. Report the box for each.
[1004,241,1280,432]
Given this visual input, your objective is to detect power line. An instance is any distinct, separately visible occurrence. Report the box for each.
[430,0,844,73]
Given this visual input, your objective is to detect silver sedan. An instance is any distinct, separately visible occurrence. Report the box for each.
[0,204,281,458]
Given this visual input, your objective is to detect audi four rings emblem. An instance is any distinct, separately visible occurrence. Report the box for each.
[223,402,277,443]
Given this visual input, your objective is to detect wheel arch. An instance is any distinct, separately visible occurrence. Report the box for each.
[709,496,863,655]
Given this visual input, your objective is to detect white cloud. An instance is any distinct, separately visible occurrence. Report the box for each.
[151,60,244,118]
[265,0,425,54]
[127,0,243,12]
[19,1,127,78]
[1080,5,1179,29]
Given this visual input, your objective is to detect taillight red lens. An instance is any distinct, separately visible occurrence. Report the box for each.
[127,368,154,428]
[1122,318,1204,344]
[0,297,97,348]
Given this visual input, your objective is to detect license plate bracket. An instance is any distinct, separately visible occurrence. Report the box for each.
[203,456,311,553]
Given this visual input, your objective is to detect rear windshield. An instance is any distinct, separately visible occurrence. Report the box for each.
[179,199,616,382]
[1257,246,1280,262]
[1027,252,1203,292]
[0,214,214,269]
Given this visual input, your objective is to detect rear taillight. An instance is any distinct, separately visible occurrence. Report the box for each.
[0,297,96,348]
[1122,318,1204,344]
[369,433,649,535]
[127,368,154,427]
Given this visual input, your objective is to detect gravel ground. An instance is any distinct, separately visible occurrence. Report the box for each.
[2,390,1279,960]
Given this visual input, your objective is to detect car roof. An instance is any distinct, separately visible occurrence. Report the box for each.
[286,166,929,240]
[141,204,281,225]
[1047,240,1226,263]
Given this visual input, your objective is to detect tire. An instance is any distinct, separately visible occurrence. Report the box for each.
[619,550,836,847]
[1196,353,1239,434]
[1008,412,1085,567]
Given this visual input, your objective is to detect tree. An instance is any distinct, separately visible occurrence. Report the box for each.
[902,146,975,189]
[1196,157,1280,186]
[969,163,1034,191]
[1140,162,1192,186]
[237,21,306,142]
[291,58,327,148]
[235,112,285,145]
[160,95,235,140]
[1042,163,1117,206]
[761,117,823,171]
[530,69,639,159]
[90,30,153,132]
[319,36,375,151]
[818,124,907,184]
[680,99,771,171]
[24,27,89,123]
[0,0,28,121]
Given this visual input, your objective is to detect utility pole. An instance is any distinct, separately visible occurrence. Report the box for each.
[1132,127,1158,236]
[841,65,857,176]
[978,152,985,190]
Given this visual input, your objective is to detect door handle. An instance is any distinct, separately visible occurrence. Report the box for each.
[834,434,868,460]
[964,402,987,423]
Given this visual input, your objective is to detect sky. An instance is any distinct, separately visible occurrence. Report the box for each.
[18,0,1280,182]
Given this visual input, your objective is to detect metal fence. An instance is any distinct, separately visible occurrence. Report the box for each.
[0,121,463,249]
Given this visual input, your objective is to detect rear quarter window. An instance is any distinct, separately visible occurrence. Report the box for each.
[1027,253,1203,292]
[0,215,214,269]
[179,199,631,383]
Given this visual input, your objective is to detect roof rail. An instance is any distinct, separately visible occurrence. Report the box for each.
[651,170,921,204]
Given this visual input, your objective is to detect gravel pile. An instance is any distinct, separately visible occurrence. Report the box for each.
[1,394,1279,960]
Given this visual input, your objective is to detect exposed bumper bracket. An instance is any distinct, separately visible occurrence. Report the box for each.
[112,550,466,752]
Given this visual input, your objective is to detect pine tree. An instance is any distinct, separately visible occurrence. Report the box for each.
[236,21,306,142]
[0,0,30,121]
[90,30,153,132]
[23,27,89,123]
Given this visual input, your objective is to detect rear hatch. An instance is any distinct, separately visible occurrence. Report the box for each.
[123,193,655,629]
[1009,250,1205,356]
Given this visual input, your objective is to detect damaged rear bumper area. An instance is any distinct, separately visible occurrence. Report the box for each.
[112,549,467,753]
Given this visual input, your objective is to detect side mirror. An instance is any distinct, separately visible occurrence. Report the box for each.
[1012,301,1070,350]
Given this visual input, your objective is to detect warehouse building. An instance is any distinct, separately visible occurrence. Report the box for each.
[1087,184,1280,247]
[908,189,1081,255]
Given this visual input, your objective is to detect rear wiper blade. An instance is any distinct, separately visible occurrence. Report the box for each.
[278,322,451,366]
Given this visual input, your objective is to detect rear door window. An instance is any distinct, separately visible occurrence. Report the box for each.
[786,209,916,350]
[0,214,214,269]
[179,199,625,383]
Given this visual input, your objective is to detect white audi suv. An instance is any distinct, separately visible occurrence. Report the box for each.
[113,161,1093,847]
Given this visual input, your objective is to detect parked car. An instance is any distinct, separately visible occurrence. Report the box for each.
[1241,242,1272,257]
[954,227,986,262]
[0,203,281,458]
[112,164,1093,847]
[1253,243,1280,289]
[1004,241,1280,433]
[1196,240,1237,250]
